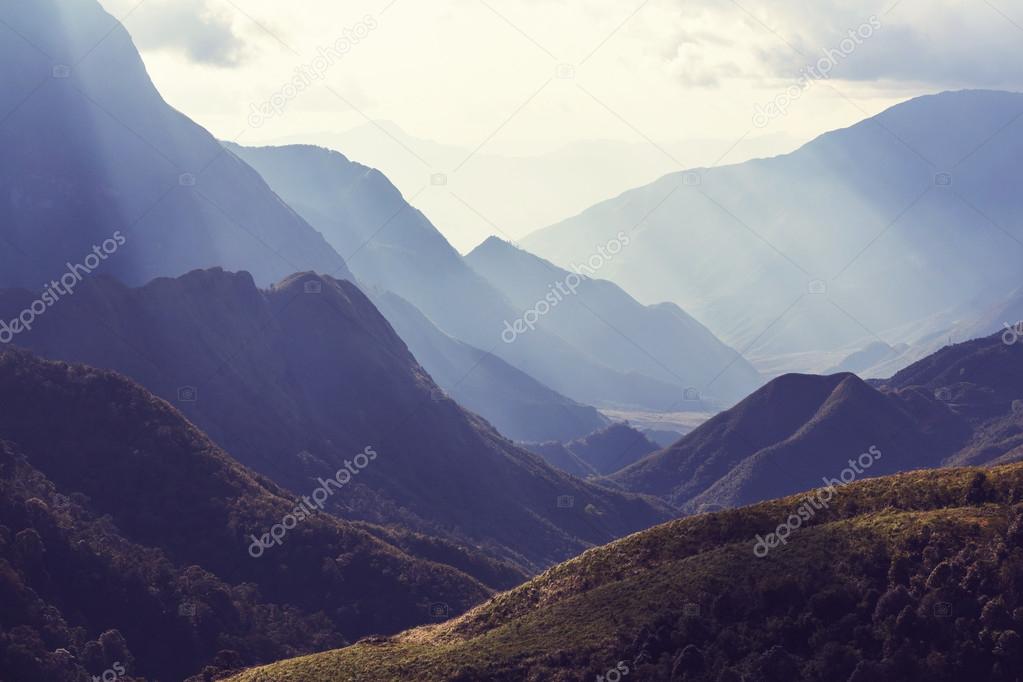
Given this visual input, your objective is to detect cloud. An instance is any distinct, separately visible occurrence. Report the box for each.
[661,0,1023,90]
[122,0,248,67]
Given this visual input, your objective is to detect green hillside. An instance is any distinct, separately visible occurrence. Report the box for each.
[228,463,1023,681]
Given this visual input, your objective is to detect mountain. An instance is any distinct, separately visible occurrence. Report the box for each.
[269,121,798,252]
[466,236,762,404]
[524,423,660,478]
[612,331,1023,511]
[227,462,1023,681]
[366,288,608,443]
[0,348,494,681]
[0,0,351,289]
[0,268,671,571]
[523,90,1023,367]
[227,142,696,411]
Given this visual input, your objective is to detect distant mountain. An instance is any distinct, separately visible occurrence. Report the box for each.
[0,348,493,681]
[227,462,1023,681]
[466,237,762,404]
[229,142,689,412]
[525,423,660,478]
[524,90,1023,367]
[271,121,798,252]
[0,0,351,289]
[367,288,607,442]
[612,331,1023,510]
[0,268,671,571]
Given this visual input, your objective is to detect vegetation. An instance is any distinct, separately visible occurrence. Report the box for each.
[0,349,493,681]
[230,463,1023,681]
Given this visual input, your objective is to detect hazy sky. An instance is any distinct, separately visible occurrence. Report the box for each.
[98,0,1023,247]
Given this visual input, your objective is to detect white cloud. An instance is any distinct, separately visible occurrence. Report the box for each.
[115,0,249,67]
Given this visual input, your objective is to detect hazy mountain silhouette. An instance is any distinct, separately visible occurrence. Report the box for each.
[466,236,762,404]
[524,90,1023,368]
[229,143,700,411]
[0,0,351,289]
[525,423,660,478]
[0,348,495,681]
[612,331,1023,510]
[0,269,671,571]
[367,287,608,442]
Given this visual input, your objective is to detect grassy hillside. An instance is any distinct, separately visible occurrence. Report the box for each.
[229,463,1023,681]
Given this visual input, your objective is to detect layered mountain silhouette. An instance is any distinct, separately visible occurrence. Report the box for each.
[524,423,660,478]
[366,288,608,442]
[0,348,497,681]
[466,236,762,404]
[0,0,351,289]
[524,90,1023,369]
[0,268,671,571]
[611,331,1023,511]
[230,143,733,409]
[227,463,1023,681]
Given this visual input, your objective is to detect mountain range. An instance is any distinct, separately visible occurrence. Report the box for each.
[0,268,670,572]
[0,0,351,289]
[230,143,759,411]
[227,461,1023,681]
[523,423,661,478]
[524,90,1023,376]
[0,348,494,681]
[4,1,1023,681]
[610,330,1023,511]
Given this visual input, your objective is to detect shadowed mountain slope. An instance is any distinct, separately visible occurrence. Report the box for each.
[0,348,493,681]
[612,331,1023,511]
[525,423,660,478]
[0,0,351,289]
[229,142,691,412]
[366,288,607,443]
[0,269,671,572]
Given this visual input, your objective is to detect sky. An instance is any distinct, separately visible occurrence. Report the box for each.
[99,0,1023,250]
